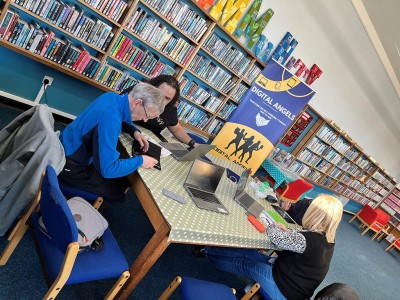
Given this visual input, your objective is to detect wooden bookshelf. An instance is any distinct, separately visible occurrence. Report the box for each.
[0,0,267,138]
[284,106,397,205]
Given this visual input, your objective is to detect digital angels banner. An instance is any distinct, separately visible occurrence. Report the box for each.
[211,59,316,173]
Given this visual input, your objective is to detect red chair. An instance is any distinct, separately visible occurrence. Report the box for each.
[385,238,400,252]
[349,205,390,240]
[276,179,314,204]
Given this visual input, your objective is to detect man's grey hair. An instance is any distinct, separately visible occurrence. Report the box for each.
[129,82,165,114]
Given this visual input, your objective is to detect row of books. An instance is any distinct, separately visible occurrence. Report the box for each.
[11,1,114,51]
[298,149,322,166]
[82,0,128,22]
[203,32,251,76]
[109,34,175,77]
[322,148,341,164]
[206,119,224,135]
[329,167,342,179]
[307,137,329,155]
[320,176,336,188]
[126,7,195,65]
[392,188,400,198]
[94,63,139,91]
[202,96,222,113]
[189,53,235,94]
[347,164,361,177]
[316,125,339,144]
[179,77,213,105]
[337,157,351,171]
[315,160,332,173]
[176,101,210,130]
[386,195,400,207]
[333,183,345,194]
[142,0,208,43]
[331,137,350,154]
[218,102,236,120]
[0,11,107,79]
[244,65,261,83]
[231,83,248,102]
[355,155,370,169]
[344,147,360,161]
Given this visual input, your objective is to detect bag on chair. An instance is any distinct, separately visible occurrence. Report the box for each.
[39,197,108,252]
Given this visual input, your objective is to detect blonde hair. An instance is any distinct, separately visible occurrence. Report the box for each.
[302,194,343,243]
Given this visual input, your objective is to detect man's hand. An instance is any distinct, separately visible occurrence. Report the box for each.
[141,155,158,169]
[134,131,149,152]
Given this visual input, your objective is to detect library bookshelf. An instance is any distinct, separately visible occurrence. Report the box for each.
[283,106,396,207]
[0,0,266,138]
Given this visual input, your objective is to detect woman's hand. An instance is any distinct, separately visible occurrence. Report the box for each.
[134,131,149,152]
[276,222,291,232]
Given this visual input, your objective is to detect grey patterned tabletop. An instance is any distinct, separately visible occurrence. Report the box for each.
[120,130,288,249]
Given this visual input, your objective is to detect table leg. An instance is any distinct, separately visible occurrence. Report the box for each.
[116,222,171,299]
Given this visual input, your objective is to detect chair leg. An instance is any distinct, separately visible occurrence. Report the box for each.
[158,276,182,300]
[348,214,358,223]
[385,244,393,251]
[371,232,380,240]
[104,271,130,300]
[241,283,260,300]
[361,227,371,235]
[93,197,104,210]
[43,243,79,300]
[0,222,29,266]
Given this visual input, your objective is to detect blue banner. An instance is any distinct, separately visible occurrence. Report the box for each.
[211,59,315,172]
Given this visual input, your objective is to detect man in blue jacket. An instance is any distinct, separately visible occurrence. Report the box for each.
[59,83,165,202]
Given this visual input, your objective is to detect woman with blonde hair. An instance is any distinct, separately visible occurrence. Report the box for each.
[204,194,343,300]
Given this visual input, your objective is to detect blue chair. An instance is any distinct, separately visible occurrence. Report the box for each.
[159,276,260,300]
[1,170,103,265]
[30,165,130,299]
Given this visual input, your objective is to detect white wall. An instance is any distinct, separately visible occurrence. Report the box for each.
[242,0,400,177]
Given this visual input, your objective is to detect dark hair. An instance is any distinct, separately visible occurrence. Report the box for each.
[120,75,180,107]
[314,283,360,300]
[147,75,180,107]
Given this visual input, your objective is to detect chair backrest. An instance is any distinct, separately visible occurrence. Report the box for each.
[358,204,378,224]
[375,209,390,226]
[281,179,314,201]
[40,165,78,252]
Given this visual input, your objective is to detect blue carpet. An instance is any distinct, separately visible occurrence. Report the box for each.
[1,103,400,299]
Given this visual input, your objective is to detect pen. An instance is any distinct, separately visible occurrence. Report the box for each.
[246,213,266,233]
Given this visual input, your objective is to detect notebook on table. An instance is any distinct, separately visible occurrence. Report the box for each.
[234,168,264,217]
[160,142,215,161]
[183,159,229,214]
[132,140,162,170]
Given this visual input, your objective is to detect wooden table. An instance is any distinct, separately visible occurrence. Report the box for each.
[116,131,289,299]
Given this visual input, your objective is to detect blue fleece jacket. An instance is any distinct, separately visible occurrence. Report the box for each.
[60,92,143,178]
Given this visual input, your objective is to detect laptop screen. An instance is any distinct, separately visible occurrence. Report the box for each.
[185,160,225,192]
[235,169,252,197]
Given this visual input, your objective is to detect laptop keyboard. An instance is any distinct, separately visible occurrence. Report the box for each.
[188,188,220,204]
[171,149,189,158]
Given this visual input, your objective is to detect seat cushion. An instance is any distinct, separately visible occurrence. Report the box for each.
[32,213,128,284]
[180,277,236,300]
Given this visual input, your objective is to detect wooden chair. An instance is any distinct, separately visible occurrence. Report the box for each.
[385,238,400,252]
[349,205,390,239]
[0,173,103,266]
[159,276,260,300]
[31,165,130,299]
[275,179,314,204]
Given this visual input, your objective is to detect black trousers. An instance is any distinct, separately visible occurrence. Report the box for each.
[58,158,130,202]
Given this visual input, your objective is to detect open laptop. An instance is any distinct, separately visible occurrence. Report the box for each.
[160,142,215,161]
[183,159,229,214]
[234,169,264,217]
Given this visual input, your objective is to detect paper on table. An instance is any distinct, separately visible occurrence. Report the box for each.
[142,133,171,157]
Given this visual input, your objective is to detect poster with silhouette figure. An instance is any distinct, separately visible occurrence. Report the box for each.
[211,59,315,173]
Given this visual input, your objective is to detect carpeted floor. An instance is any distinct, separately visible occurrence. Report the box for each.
[1,102,400,299]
